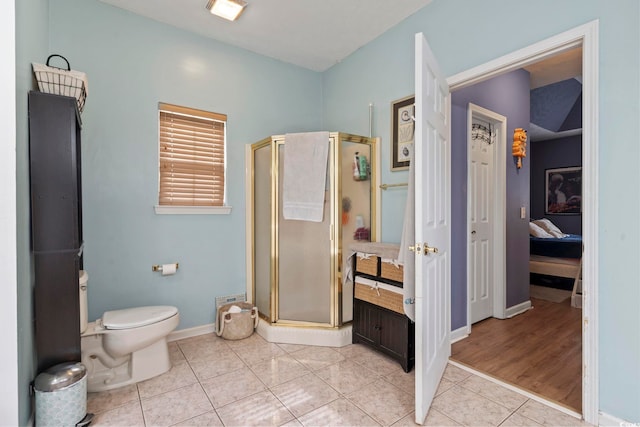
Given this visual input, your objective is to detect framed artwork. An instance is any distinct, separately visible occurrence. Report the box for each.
[391,95,415,171]
[545,166,582,214]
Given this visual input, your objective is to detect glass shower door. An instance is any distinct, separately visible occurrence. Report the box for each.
[339,137,374,323]
[276,142,332,325]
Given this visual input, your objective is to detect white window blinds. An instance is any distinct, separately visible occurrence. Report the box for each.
[158,103,226,207]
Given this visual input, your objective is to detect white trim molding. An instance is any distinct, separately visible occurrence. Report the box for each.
[168,323,215,342]
[580,20,599,425]
[0,0,18,424]
[154,205,232,215]
[168,320,354,348]
[598,411,633,427]
[505,300,532,318]
[450,325,470,344]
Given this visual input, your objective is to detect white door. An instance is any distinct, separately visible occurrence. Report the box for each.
[469,115,494,323]
[414,33,451,424]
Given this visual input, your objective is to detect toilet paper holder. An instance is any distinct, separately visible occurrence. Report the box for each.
[152,263,179,272]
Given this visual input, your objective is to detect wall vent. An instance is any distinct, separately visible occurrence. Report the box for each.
[215,293,246,309]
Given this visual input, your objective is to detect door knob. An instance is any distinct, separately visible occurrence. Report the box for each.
[408,244,422,253]
[423,243,439,255]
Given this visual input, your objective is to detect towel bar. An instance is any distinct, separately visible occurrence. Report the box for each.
[379,183,408,190]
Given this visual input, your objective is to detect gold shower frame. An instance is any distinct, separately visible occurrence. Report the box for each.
[248,132,378,328]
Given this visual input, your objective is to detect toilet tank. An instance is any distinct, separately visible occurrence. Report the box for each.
[79,270,88,334]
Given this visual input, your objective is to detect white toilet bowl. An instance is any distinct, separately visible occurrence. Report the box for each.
[81,306,179,393]
[79,271,180,392]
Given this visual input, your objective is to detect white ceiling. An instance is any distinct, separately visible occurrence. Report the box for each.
[99,0,582,141]
[100,0,433,72]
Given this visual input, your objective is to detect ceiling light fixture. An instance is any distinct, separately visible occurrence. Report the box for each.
[206,0,247,21]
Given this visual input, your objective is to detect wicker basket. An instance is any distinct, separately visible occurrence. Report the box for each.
[355,254,378,276]
[32,55,88,113]
[380,261,404,283]
[216,302,258,340]
[355,282,403,314]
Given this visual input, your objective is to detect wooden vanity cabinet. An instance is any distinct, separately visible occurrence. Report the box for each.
[352,289,415,372]
[350,247,415,372]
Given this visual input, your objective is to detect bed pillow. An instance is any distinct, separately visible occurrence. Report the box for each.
[529,222,554,238]
[533,218,566,238]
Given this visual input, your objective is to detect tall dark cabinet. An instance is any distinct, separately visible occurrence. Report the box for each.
[29,91,83,373]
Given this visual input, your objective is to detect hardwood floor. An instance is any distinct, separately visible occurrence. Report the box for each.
[451,296,582,412]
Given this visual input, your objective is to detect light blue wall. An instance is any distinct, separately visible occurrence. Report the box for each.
[323,0,640,421]
[18,0,640,422]
[323,21,416,242]
[15,0,49,423]
[48,0,324,329]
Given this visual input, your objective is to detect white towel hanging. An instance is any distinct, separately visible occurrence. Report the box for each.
[282,132,330,222]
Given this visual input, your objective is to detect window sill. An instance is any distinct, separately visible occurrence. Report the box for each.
[154,205,232,215]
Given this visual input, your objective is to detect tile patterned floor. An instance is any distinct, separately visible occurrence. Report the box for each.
[87,333,591,426]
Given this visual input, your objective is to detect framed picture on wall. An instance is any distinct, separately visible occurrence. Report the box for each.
[545,166,582,214]
[391,95,415,171]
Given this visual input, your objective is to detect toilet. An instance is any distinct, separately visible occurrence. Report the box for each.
[79,270,180,393]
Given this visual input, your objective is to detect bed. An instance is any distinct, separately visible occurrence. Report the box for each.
[530,235,582,278]
[529,221,583,308]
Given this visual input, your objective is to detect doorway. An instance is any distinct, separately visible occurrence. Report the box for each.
[454,47,584,413]
[437,21,598,424]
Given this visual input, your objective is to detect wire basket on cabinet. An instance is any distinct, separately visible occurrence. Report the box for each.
[32,54,88,113]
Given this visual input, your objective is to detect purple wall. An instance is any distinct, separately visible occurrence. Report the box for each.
[530,134,582,234]
[451,69,531,330]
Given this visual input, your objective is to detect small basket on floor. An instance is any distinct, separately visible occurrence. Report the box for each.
[216,302,258,340]
[32,54,88,113]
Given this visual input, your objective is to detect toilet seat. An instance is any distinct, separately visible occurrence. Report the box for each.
[102,306,178,330]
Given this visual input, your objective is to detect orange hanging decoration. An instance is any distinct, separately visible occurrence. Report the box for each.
[512,128,527,169]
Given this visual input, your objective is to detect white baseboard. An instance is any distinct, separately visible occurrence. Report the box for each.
[167,320,353,348]
[505,300,532,318]
[450,325,470,343]
[167,323,215,342]
[599,411,633,427]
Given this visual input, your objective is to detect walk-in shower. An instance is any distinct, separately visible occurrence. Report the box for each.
[247,132,378,330]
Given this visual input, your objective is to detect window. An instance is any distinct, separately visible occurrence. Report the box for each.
[156,103,230,214]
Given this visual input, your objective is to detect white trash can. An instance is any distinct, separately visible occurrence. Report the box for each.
[35,362,93,427]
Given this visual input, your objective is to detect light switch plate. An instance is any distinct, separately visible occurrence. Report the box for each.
[520,206,526,219]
